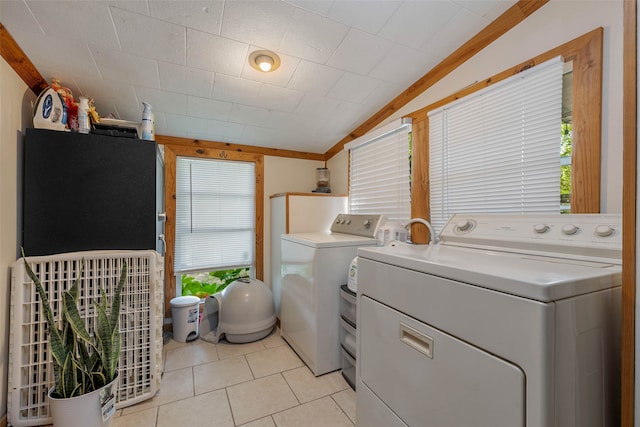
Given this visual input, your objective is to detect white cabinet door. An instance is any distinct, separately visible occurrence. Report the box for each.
[359,296,525,427]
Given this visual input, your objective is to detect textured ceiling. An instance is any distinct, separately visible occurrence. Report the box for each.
[0,0,516,153]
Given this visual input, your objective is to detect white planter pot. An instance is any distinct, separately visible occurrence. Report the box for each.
[48,373,119,427]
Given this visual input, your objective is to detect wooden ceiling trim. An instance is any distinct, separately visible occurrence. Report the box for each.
[156,135,324,161]
[407,28,601,122]
[323,0,549,160]
[0,23,48,96]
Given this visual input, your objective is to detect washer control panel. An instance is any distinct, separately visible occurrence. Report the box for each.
[440,213,622,262]
[331,214,384,238]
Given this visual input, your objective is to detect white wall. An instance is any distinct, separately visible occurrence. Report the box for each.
[0,57,37,421]
[327,149,349,196]
[387,0,624,214]
[263,156,324,287]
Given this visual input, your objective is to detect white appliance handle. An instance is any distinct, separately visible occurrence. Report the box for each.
[400,323,433,359]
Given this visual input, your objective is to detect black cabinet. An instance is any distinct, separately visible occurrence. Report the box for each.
[23,128,164,256]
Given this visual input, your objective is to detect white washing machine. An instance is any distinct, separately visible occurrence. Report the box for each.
[356,214,622,427]
[280,213,383,376]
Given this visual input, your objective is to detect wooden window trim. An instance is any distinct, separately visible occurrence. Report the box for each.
[407,28,603,243]
[621,0,636,425]
[163,144,264,319]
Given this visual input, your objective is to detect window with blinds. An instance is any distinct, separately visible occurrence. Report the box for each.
[428,57,563,233]
[174,157,255,274]
[347,119,412,223]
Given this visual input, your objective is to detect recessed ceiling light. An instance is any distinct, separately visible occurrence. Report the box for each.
[249,50,281,73]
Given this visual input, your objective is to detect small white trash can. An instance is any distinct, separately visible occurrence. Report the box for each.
[170,295,200,342]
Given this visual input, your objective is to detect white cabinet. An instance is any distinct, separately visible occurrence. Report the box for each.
[269,192,347,316]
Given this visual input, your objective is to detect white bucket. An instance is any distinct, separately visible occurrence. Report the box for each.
[48,373,118,427]
[170,295,200,342]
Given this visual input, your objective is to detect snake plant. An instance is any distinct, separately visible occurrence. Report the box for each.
[22,254,126,398]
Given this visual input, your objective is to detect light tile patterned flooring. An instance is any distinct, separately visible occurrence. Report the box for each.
[110,329,356,427]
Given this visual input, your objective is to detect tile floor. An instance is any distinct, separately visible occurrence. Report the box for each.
[110,329,356,427]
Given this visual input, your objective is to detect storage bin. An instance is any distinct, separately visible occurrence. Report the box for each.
[341,346,356,390]
[9,251,164,427]
[340,284,357,325]
[340,317,357,357]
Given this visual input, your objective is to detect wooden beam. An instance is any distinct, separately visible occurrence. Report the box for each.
[408,29,602,121]
[409,118,431,243]
[0,23,47,95]
[324,0,549,160]
[569,28,603,213]
[621,0,637,425]
[156,135,324,161]
[163,146,177,320]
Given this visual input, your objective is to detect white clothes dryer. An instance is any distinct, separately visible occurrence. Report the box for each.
[356,214,622,427]
[280,214,383,376]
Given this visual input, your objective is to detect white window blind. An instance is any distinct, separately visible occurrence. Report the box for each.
[428,57,563,233]
[175,157,255,274]
[347,119,412,223]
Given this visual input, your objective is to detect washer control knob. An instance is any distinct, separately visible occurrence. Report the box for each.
[595,225,615,237]
[561,224,579,235]
[533,224,550,234]
[363,219,372,229]
[345,220,351,225]
[455,219,473,233]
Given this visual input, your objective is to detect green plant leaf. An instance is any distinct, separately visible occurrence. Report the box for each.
[59,352,78,398]
[63,285,98,354]
[22,251,127,398]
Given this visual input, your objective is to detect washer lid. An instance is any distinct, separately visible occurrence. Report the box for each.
[282,231,378,248]
[357,243,621,302]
